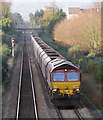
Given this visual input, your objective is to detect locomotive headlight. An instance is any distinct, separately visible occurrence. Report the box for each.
[53,88,60,92]
[73,88,80,92]
[64,86,68,90]
[65,69,67,71]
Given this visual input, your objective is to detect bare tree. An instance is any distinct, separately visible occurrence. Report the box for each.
[54,9,101,56]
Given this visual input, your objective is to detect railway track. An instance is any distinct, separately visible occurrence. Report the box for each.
[16,33,38,119]
[56,107,84,120]
[54,92,101,119]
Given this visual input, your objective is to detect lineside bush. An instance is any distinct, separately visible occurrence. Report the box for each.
[78,57,103,83]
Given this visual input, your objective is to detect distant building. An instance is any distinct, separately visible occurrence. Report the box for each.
[66,7,81,19]
[66,7,99,19]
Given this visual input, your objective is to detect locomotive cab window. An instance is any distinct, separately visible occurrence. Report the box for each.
[53,72,64,81]
[67,72,79,81]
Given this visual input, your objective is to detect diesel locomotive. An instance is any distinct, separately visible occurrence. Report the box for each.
[31,35,81,105]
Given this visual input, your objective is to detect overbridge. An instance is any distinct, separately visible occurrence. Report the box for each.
[14,23,43,33]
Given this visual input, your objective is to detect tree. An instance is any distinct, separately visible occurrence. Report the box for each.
[41,6,66,34]
[47,9,66,34]
[34,9,44,25]
[29,13,34,25]
[0,0,12,32]
[29,4,66,34]
[29,9,44,25]
[41,5,58,26]
[11,12,23,25]
[0,16,12,32]
[0,1,11,18]
[54,9,101,56]
[0,1,11,84]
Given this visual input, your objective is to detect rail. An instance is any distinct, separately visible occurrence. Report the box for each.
[56,108,64,120]
[74,109,84,120]
[28,52,38,120]
[16,51,23,119]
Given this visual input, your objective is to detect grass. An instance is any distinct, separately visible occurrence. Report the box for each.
[81,73,102,110]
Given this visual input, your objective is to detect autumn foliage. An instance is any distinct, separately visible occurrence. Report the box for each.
[53,9,101,56]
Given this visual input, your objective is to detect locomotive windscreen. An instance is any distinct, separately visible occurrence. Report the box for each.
[67,72,79,81]
[53,72,64,81]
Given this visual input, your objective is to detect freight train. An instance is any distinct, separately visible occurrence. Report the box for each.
[31,35,81,105]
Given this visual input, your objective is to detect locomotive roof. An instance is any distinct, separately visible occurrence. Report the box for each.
[34,36,64,59]
[32,35,79,72]
[49,59,79,72]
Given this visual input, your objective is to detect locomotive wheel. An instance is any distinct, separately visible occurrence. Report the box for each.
[72,97,82,108]
[51,93,54,102]
[51,93,60,101]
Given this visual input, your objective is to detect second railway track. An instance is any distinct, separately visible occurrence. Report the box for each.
[56,107,84,120]
[16,32,38,119]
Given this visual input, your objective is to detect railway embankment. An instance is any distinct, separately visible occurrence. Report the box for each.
[2,32,23,118]
[2,31,22,95]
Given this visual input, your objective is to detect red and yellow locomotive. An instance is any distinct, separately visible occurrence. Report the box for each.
[31,35,81,105]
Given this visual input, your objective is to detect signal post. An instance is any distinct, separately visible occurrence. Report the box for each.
[11,38,15,57]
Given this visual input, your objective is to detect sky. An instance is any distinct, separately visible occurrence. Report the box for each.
[10,0,101,21]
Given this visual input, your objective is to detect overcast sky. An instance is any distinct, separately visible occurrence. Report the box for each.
[11,0,100,3]
[10,0,101,21]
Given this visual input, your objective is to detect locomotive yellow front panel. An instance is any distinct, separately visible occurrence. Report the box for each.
[52,82,80,96]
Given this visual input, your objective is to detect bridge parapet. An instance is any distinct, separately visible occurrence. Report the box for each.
[14,23,42,31]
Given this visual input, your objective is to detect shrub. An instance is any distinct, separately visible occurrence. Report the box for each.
[78,57,103,83]
[78,58,89,72]
[86,59,97,73]
[2,44,11,84]
[95,62,103,83]
[68,46,90,63]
